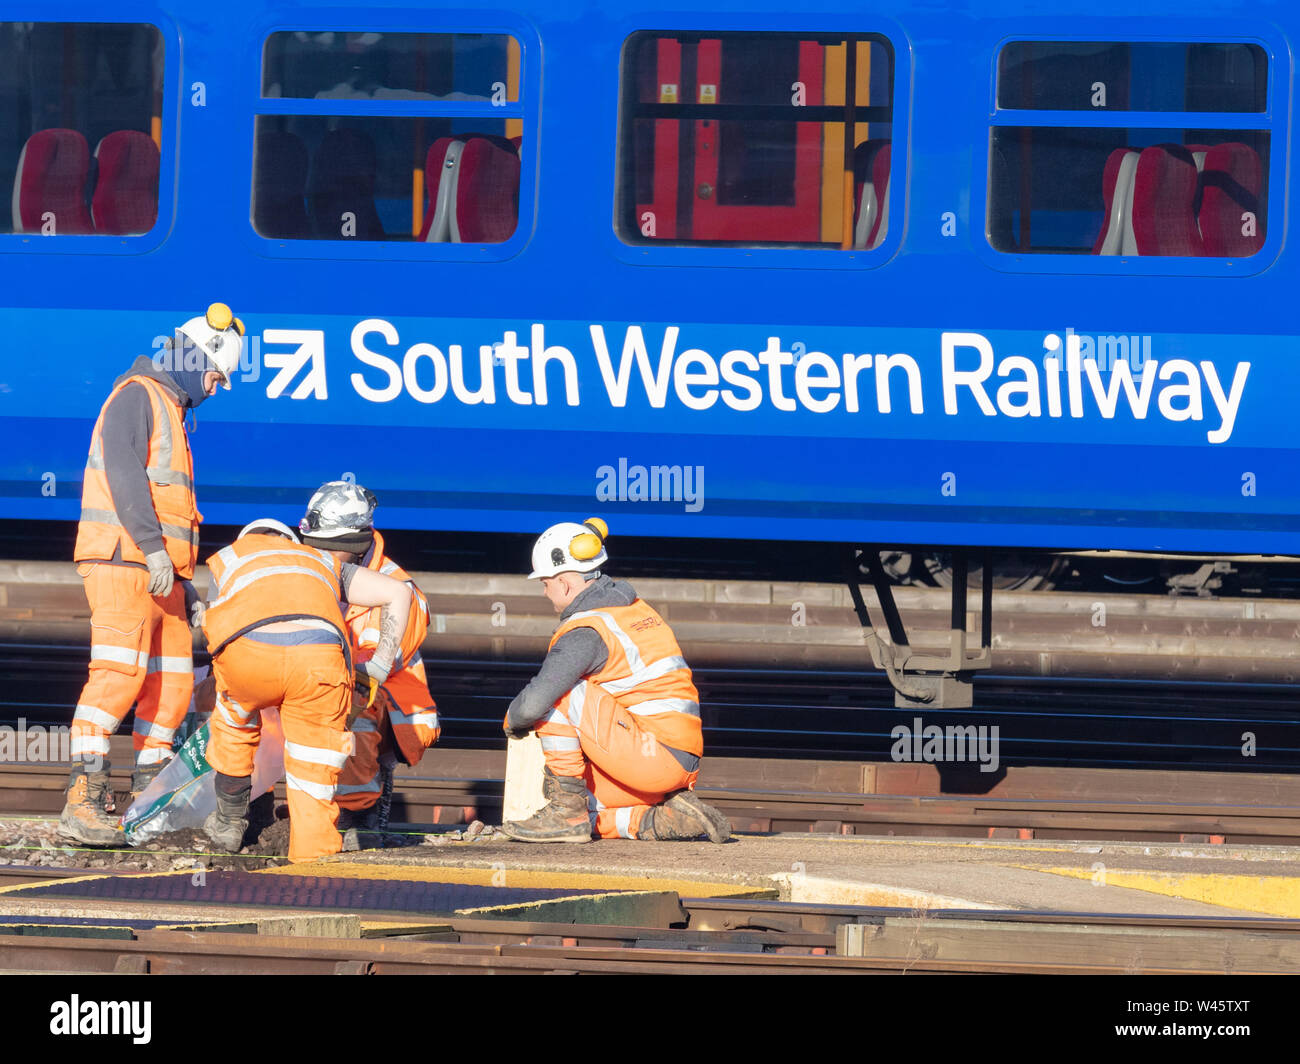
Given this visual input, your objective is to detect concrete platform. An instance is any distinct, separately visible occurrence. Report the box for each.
[323,831,1300,918]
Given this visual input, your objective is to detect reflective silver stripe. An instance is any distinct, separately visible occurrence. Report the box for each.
[136,747,172,766]
[544,708,570,726]
[623,697,700,718]
[406,651,424,669]
[285,770,336,801]
[358,627,381,645]
[211,564,338,607]
[566,680,588,729]
[216,694,253,721]
[601,655,690,694]
[379,561,401,576]
[133,718,176,742]
[539,735,581,752]
[91,645,148,669]
[74,704,121,732]
[147,655,193,675]
[144,465,193,490]
[350,717,379,733]
[615,806,634,839]
[284,739,349,770]
[71,736,111,756]
[407,709,439,729]
[566,609,644,672]
[336,776,380,795]
[213,547,316,589]
[79,507,197,545]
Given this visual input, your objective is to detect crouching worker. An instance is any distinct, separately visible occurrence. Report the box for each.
[297,481,440,838]
[499,519,730,844]
[199,518,411,863]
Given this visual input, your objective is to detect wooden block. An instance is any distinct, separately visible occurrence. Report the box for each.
[503,732,545,822]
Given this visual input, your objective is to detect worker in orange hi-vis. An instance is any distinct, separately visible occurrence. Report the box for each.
[199,518,412,864]
[499,519,731,844]
[63,304,244,846]
[294,482,440,843]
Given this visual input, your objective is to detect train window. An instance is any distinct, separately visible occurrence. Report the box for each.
[997,42,1266,112]
[254,32,523,243]
[0,22,164,237]
[988,41,1270,258]
[617,32,895,249]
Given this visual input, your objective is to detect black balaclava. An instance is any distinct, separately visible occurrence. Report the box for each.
[167,337,219,410]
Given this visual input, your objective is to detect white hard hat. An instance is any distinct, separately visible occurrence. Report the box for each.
[177,302,244,389]
[528,517,609,579]
[300,480,377,538]
[238,517,300,542]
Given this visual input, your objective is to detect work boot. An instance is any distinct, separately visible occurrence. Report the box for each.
[129,760,168,802]
[499,768,593,843]
[57,766,123,846]
[640,790,732,843]
[203,773,251,853]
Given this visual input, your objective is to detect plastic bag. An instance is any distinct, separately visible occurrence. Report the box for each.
[122,696,286,845]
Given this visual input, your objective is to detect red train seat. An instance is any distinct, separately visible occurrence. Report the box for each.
[91,131,159,235]
[852,139,891,249]
[422,135,520,243]
[1092,148,1138,255]
[1197,142,1262,257]
[11,128,94,235]
[1131,144,1202,256]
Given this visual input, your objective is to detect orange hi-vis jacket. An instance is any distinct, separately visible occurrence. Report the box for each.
[202,534,348,658]
[550,598,702,757]
[75,373,200,578]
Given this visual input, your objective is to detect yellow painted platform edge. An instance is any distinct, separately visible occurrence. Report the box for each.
[259,860,766,898]
[1028,865,1300,918]
[454,889,677,916]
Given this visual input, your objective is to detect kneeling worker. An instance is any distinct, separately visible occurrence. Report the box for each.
[200,519,411,862]
[499,519,730,843]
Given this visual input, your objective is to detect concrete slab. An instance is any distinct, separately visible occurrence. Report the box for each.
[326,831,1300,919]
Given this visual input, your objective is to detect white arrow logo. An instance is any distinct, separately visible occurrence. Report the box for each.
[263,329,328,400]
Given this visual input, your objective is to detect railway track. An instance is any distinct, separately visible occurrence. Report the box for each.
[5,742,1300,844]
[0,886,1296,974]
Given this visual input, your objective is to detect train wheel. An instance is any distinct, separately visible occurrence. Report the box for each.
[920,551,1066,591]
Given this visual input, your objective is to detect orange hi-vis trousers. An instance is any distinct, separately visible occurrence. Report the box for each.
[205,638,354,863]
[72,562,193,770]
[337,666,440,812]
[536,684,700,840]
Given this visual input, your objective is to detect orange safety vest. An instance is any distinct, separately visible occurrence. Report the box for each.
[550,598,702,756]
[74,373,200,577]
[343,531,430,670]
[202,534,348,657]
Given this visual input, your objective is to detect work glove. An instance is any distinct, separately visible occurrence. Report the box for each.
[502,718,530,741]
[144,550,174,597]
[183,580,205,627]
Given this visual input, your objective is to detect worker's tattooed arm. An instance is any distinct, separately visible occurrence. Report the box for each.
[340,563,413,682]
[369,602,403,679]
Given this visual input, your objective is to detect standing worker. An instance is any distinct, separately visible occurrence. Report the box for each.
[297,481,440,839]
[63,304,243,845]
[200,519,412,863]
[499,519,731,844]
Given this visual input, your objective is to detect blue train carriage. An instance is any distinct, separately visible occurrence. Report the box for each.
[0,4,1295,622]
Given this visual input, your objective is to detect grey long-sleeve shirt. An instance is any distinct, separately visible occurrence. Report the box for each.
[505,574,638,731]
[96,356,188,562]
